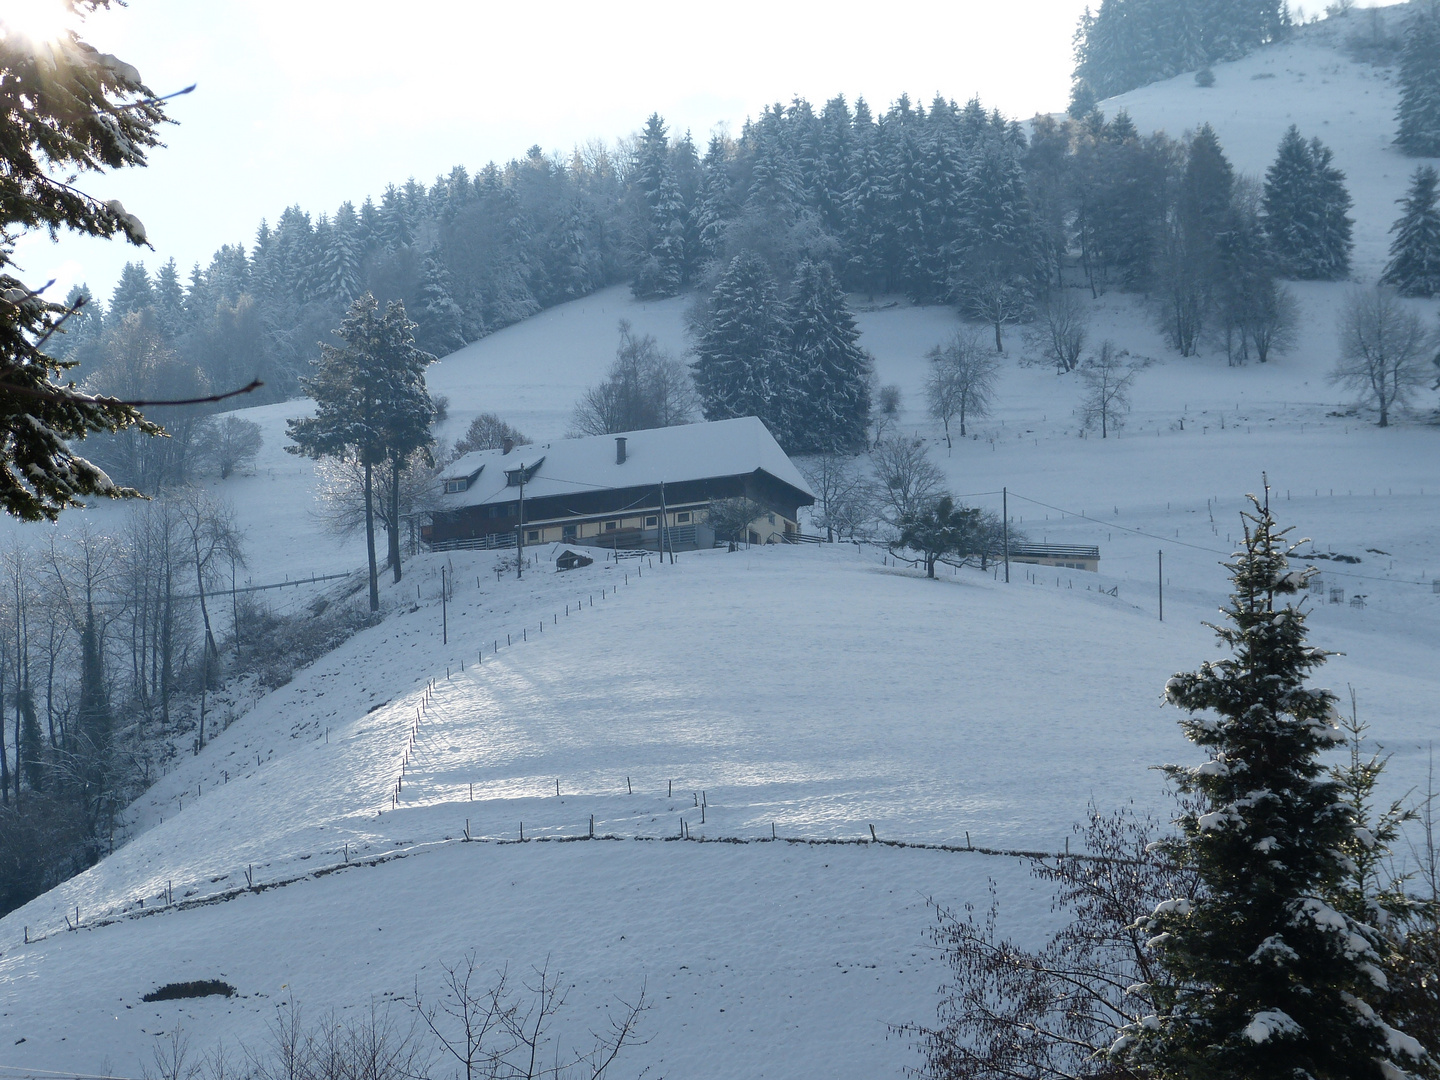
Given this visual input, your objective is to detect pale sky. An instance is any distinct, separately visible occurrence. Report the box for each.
[17,0,1388,303]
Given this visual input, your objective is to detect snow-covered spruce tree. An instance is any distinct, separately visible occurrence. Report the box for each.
[691,135,735,268]
[1380,166,1440,299]
[950,136,1041,352]
[628,114,687,299]
[287,294,435,608]
[1396,4,1440,158]
[1113,490,1431,1080]
[109,261,154,320]
[416,252,466,356]
[0,6,172,522]
[786,260,872,454]
[689,253,788,440]
[1262,127,1354,281]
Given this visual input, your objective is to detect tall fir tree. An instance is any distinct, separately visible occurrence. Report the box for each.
[746,104,805,220]
[377,184,411,251]
[671,131,703,283]
[691,135,735,267]
[287,294,433,609]
[690,253,786,437]
[628,114,686,299]
[1115,490,1430,1080]
[844,98,890,295]
[786,260,873,454]
[323,201,365,305]
[882,96,927,298]
[1380,165,1440,298]
[905,97,965,303]
[415,252,466,355]
[1261,127,1353,281]
[109,261,154,319]
[151,258,187,341]
[951,134,1042,349]
[816,95,856,236]
[1396,4,1440,157]
[376,301,436,584]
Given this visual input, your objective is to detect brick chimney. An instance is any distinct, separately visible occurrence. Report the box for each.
[502,437,514,455]
[615,436,627,465]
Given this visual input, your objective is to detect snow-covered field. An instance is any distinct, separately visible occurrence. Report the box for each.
[2,22,1439,1080]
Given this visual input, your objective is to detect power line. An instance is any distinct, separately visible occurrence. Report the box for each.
[0,1067,144,1080]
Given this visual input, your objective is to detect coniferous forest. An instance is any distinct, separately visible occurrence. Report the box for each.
[67,89,1369,475]
[64,0,1440,480]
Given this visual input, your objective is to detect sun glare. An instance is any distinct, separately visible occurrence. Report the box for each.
[0,0,73,45]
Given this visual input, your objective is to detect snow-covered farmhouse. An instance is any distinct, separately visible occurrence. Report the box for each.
[424,416,815,552]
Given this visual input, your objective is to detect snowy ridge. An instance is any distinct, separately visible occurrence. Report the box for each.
[1100,12,1440,277]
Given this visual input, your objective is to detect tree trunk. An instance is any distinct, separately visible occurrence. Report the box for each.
[994,320,1003,353]
[364,460,380,611]
[160,555,173,732]
[14,579,22,803]
[0,656,8,806]
[193,536,215,754]
[389,457,403,583]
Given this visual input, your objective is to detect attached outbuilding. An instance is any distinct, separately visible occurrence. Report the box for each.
[1007,543,1101,572]
[423,416,815,553]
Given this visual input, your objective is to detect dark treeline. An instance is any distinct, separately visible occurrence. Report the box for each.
[67,89,1359,464]
[1397,1,1440,156]
[1071,0,1291,107]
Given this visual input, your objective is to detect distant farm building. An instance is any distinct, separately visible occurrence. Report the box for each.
[1007,543,1101,572]
[424,416,815,553]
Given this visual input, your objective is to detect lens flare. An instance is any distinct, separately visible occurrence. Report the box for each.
[0,0,73,45]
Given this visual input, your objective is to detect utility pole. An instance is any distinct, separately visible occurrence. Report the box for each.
[659,480,672,564]
[441,566,448,644]
[231,557,239,657]
[1003,487,1010,584]
[1158,549,1164,622]
[516,471,525,580]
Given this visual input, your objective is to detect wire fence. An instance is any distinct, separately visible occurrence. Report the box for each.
[28,489,1435,947]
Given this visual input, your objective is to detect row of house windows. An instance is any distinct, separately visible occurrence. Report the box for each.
[518,510,698,547]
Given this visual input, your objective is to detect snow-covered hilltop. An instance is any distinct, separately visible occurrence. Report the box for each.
[1101,8,1439,278]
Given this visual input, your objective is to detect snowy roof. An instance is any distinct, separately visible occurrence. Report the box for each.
[437,416,815,509]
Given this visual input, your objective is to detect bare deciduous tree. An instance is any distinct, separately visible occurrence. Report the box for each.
[870,438,945,528]
[706,496,767,546]
[871,383,903,448]
[454,413,530,455]
[414,953,647,1080]
[897,803,1198,1080]
[571,321,696,436]
[314,448,442,561]
[1248,280,1300,364]
[798,454,876,542]
[195,416,263,480]
[1027,288,1089,373]
[1330,287,1433,427]
[1078,343,1138,439]
[926,330,1001,445]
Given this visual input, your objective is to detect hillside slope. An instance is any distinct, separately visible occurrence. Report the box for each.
[1101,10,1440,278]
[3,19,1440,1077]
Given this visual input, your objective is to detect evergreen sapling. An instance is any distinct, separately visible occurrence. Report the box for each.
[1114,488,1431,1080]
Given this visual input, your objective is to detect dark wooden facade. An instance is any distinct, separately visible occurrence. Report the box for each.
[425,469,811,548]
